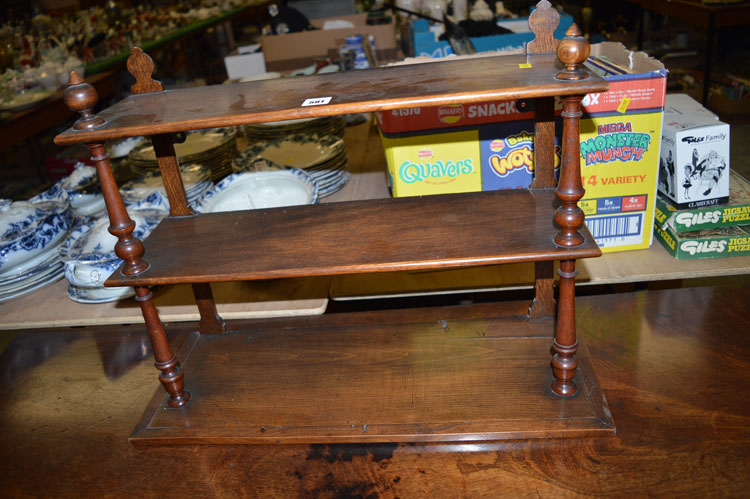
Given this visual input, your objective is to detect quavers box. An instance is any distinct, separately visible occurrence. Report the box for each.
[654,196,750,259]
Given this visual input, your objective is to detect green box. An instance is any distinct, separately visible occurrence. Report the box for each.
[653,222,750,259]
[654,182,750,259]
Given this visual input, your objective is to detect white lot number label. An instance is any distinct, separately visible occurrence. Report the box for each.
[302,97,332,107]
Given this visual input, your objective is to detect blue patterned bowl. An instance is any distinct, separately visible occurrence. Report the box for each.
[61,192,168,289]
[0,184,71,275]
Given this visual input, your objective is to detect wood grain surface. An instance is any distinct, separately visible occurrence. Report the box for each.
[1,285,748,496]
[105,189,601,287]
[54,53,608,145]
[130,314,613,443]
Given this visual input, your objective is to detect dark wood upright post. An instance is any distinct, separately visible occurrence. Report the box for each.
[127,48,226,335]
[527,0,560,319]
[63,72,191,407]
[550,24,590,396]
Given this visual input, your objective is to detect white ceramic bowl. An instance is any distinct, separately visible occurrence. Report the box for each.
[194,170,318,213]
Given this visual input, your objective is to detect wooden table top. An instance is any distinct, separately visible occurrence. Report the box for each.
[1,284,748,496]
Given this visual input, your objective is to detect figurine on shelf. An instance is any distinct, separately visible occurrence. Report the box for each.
[469,0,494,21]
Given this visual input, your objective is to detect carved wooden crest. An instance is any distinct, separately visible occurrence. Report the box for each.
[127,47,164,95]
[527,0,560,54]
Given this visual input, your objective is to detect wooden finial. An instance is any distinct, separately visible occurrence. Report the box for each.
[63,71,106,130]
[127,47,163,95]
[556,24,590,80]
[527,0,560,54]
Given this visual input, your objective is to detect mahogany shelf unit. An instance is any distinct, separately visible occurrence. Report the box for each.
[55,0,613,444]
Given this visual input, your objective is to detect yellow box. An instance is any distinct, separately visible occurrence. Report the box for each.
[381,129,482,197]
[579,111,663,252]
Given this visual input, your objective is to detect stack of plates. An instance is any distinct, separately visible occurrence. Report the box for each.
[60,193,169,303]
[120,163,213,206]
[127,128,238,181]
[233,134,349,197]
[243,116,346,142]
[0,184,71,303]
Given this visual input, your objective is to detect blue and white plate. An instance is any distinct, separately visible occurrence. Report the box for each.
[193,169,318,213]
[0,183,71,276]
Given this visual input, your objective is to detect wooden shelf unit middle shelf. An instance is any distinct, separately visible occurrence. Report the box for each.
[106,189,601,287]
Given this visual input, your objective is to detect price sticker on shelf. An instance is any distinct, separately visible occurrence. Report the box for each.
[518,63,532,69]
[302,97,332,107]
[617,97,631,114]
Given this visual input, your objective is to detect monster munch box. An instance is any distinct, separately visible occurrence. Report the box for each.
[577,43,667,252]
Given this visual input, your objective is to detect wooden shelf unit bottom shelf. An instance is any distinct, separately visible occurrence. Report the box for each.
[131,313,614,444]
[108,189,601,287]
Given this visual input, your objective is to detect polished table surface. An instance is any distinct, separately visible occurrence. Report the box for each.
[1,284,748,496]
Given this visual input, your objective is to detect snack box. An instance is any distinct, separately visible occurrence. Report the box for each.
[658,113,730,209]
[576,42,667,252]
[654,195,750,259]
[376,99,560,197]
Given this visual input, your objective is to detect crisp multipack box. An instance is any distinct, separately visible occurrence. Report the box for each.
[375,98,559,196]
[577,42,667,252]
[658,113,730,209]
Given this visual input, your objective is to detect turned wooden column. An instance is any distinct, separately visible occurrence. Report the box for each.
[126,47,226,335]
[550,25,590,396]
[63,73,190,407]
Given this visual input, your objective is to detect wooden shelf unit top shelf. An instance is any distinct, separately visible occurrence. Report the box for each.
[106,189,601,287]
[54,53,608,145]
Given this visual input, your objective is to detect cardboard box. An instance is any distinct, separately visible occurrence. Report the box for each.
[410,14,573,58]
[223,44,267,80]
[375,99,559,196]
[260,14,397,71]
[654,170,750,233]
[576,42,667,252]
[654,195,750,259]
[663,93,719,120]
[659,113,730,209]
